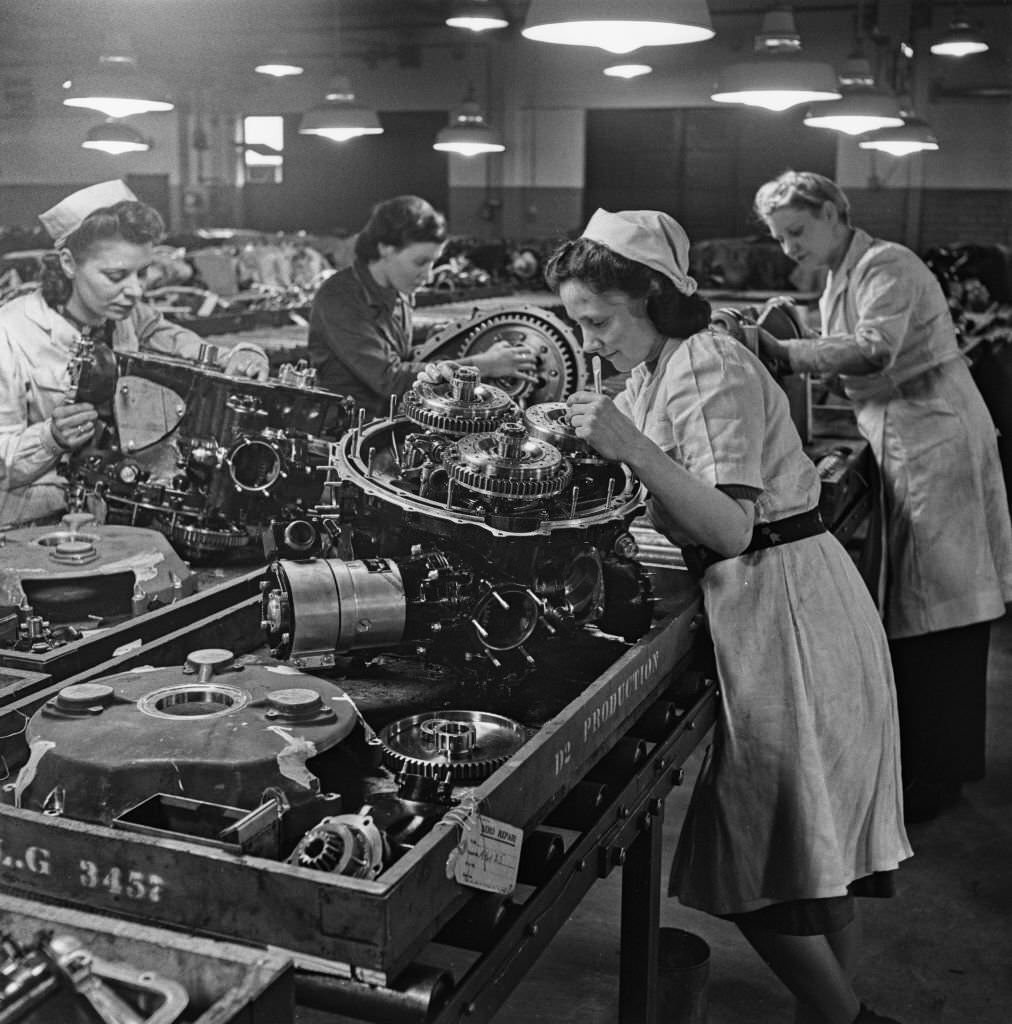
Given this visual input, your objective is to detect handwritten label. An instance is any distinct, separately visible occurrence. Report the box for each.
[449,814,522,896]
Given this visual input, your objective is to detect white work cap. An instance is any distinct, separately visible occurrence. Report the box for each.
[39,179,138,248]
[582,208,698,297]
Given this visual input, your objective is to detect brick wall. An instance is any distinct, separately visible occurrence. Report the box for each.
[847,187,1012,251]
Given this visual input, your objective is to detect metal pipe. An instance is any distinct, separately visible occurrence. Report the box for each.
[295,964,452,1024]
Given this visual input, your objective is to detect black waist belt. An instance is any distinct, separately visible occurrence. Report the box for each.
[681,507,826,579]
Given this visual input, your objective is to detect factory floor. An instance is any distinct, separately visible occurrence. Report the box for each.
[492,610,1012,1024]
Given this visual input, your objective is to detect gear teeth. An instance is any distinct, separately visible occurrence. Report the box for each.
[380,745,511,782]
[458,310,582,402]
[293,826,344,872]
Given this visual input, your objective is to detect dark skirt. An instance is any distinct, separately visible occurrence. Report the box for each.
[889,620,992,786]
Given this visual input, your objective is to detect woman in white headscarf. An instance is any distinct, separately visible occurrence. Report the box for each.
[547,209,911,1024]
[0,180,269,527]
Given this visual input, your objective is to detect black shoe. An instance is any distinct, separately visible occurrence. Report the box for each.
[854,1003,903,1023]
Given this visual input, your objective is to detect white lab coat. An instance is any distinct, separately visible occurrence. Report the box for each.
[820,229,1012,638]
[0,290,210,526]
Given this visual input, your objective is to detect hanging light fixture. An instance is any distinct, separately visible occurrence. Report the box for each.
[446,1,509,32]
[522,0,714,55]
[63,33,173,118]
[711,7,841,112]
[858,114,939,156]
[299,74,383,142]
[434,90,505,156]
[931,4,989,57]
[254,51,305,77]
[803,52,904,135]
[603,64,654,79]
[81,120,151,155]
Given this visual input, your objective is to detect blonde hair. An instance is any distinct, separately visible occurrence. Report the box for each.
[753,170,851,225]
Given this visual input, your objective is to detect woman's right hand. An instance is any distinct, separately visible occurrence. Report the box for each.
[416,360,459,384]
[50,402,98,450]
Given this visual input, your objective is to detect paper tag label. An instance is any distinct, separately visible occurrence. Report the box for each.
[450,814,522,895]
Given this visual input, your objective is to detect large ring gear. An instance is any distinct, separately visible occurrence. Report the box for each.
[413,304,587,405]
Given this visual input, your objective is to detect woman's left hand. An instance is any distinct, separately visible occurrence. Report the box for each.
[566,390,639,462]
[222,346,271,381]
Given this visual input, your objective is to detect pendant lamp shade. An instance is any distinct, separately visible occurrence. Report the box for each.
[81,120,151,155]
[604,64,653,79]
[711,7,840,112]
[434,96,505,156]
[803,57,903,135]
[522,0,714,54]
[858,116,939,156]
[803,91,905,135]
[299,75,383,142]
[446,2,509,32]
[930,17,989,57]
[712,60,840,111]
[255,54,305,77]
[63,34,172,118]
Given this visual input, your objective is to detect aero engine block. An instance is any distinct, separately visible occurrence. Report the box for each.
[261,367,654,677]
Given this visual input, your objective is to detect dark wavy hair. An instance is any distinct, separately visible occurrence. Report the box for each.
[354,195,447,263]
[544,237,711,339]
[41,199,165,307]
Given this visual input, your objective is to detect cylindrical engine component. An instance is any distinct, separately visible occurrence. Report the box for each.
[294,964,452,1024]
[226,437,283,493]
[261,557,408,662]
[14,651,360,828]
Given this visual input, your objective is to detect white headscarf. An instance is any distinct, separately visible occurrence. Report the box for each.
[39,179,139,248]
[582,208,698,297]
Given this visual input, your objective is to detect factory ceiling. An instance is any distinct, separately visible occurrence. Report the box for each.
[0,1,1006,96]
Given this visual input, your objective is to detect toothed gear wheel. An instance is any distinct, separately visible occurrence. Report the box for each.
[288,814,386,878]
[292,824,345,872]
[447,422,571,501]
[523,402,592,455]
[379,710,529,782]
[166,520,250,559]
[401,374,517,436]
[415,306,587,404]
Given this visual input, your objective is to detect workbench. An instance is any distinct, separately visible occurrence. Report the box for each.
[0,562,717,1024]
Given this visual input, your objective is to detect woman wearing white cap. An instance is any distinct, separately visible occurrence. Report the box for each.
[547,209,911,1024]
[0,180,269,526]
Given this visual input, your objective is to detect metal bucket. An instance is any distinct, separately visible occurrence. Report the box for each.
[657,927,710,1024]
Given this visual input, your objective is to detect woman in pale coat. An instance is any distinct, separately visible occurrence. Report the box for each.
[0,180,269,527]
[753,170,1012,822]
[546,208,910,1024]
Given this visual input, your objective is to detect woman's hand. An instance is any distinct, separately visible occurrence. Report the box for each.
[566,390,640,462]
[469,340,539,381]
[50,402,98,451]
[221,345,271,381]
[416,360,459,384]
